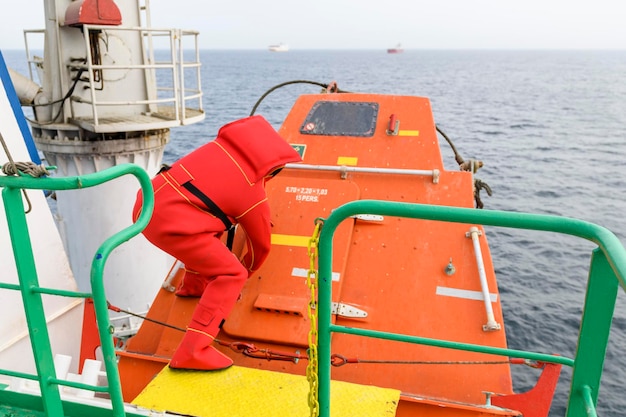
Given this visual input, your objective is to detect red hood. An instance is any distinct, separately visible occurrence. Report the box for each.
[215,115,302,184]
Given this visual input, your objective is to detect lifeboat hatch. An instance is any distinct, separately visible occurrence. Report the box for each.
[223,176,360,346]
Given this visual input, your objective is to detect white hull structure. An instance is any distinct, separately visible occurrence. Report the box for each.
[0,56,83,380]
[1,54,83,378]
[1,0,205,376]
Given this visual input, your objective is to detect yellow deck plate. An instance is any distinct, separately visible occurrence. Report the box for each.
[132,365,400,416]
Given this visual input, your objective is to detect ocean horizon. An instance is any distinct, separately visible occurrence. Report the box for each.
[2,48,626,416]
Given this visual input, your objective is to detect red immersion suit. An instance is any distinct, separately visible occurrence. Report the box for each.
[133,115,302,370]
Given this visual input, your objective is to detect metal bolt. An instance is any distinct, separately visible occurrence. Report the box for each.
[445,258,456,276]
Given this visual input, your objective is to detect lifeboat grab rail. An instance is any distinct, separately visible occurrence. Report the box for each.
[286,163,440,183]
[466,226,501,331]
[0,164,154,417]
[317,199,626,417]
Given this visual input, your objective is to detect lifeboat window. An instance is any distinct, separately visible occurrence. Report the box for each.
[300,101,378,137]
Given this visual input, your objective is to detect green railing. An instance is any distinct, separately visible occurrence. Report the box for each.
[316,200,626,417]
[0,163,154,417]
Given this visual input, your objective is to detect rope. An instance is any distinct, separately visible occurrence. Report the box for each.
[435,125,492,208]
[436,125,484,172]
[0,132,39,213]
[108,301,308,363]
[436,124,466,167]
[107,302,186,333]
[249,80,350,116]
[107,303,543,372]
[330,354,511,367]
[474,178,493,209]
[1,161,50,177]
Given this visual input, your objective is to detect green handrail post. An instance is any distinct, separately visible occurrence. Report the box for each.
[566,249,617,417]
[90,164,154,417]
[316,199,626,417]
[316,230,331,417]
[0,163,154,417]
[2,185,64,416]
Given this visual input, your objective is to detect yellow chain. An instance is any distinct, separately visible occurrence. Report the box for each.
[306,221,321,417]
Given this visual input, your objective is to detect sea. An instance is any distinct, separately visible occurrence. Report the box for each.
[3,49,626,416]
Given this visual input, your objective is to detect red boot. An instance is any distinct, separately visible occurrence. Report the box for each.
[175,269,208,297]
[170,301,233,371]
[169,328,233,371]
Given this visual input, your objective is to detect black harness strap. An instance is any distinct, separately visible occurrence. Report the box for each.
[182,181,235,251]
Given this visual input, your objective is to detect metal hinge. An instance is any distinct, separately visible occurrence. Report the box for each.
[331,302,368,318]
[351,214,384,222]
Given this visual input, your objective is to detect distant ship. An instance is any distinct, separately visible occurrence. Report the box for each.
[268,43,289,52]
[387,43,404,53]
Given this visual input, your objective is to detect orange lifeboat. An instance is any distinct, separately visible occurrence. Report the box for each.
[116,89,561,417]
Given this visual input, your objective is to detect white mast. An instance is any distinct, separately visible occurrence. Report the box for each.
[23,0,204,331]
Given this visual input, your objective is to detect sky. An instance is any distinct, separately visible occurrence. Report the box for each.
[1,0,625,50]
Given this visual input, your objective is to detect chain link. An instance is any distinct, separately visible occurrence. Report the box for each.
[306,221,322,417]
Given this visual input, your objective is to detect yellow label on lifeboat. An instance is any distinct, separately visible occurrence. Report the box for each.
[271,234,310,247]
[337,156,358,166]
[398,130,420,136]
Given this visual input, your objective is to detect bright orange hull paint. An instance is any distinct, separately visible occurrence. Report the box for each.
[117,93,556,416]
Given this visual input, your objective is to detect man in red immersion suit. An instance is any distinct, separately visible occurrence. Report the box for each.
[133,115,302,371]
